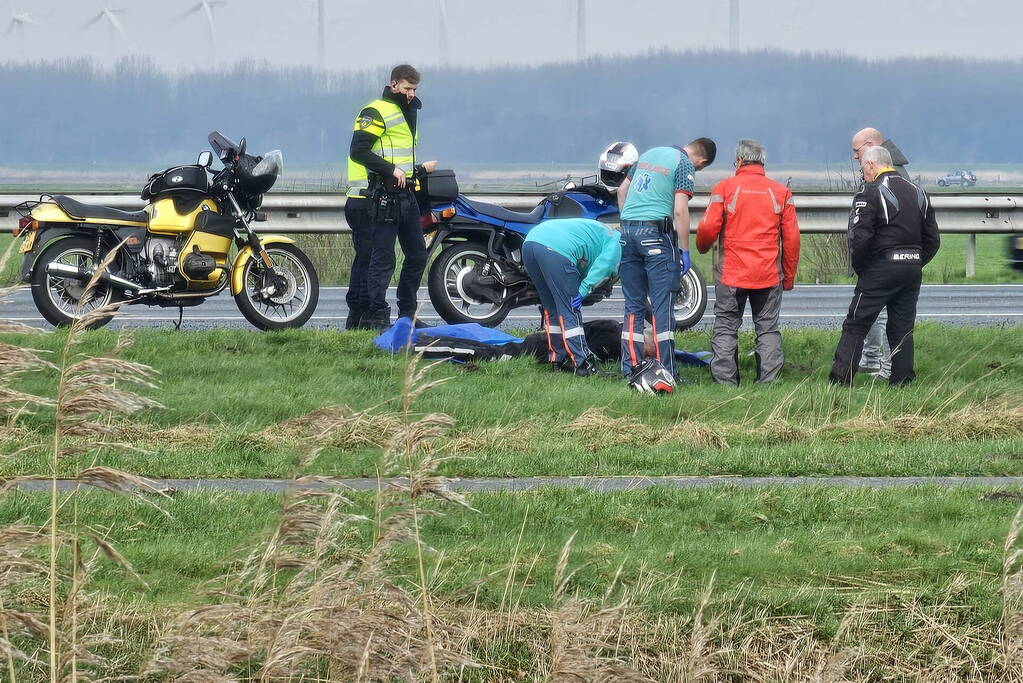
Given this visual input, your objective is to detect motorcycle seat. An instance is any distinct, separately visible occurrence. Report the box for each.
[463,198,546,224]
[51,195,148,224]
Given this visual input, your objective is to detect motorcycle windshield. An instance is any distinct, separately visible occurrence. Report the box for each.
[209,131,241,160]
[252,150,283,179]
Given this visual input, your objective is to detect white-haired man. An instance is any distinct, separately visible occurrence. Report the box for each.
[829,146,940,386]
[849,127,910,378]
[696,139,801,384]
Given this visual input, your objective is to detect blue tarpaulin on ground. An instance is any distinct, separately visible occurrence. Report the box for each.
[373,318,523,353]
[677,350,712,367]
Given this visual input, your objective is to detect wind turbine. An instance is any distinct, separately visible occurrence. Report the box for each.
[6,5,37,38]
[576,0,586,61]
[729,0,739,50]
[83,7,127,49]
[179,0,226,62]
[316,0,325,70]
[438,0,449,66]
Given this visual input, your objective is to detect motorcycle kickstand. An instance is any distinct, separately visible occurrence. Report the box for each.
[173,306,184,331]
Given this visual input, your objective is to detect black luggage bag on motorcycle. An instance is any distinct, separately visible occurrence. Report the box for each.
[420,169,458,206]
[141,165,210,200]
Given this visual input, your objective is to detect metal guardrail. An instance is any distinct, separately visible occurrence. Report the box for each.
[2,191,1020,276]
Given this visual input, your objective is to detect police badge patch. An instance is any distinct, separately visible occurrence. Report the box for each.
[357,115,374,130]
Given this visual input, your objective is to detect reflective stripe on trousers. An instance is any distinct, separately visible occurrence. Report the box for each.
[521,241,591,367]
[618,224,677,376]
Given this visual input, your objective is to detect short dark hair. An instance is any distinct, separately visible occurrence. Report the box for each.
[688,137,717,166]
[390,64,421,84]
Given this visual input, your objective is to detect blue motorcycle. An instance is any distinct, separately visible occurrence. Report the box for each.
[421,171,707,329]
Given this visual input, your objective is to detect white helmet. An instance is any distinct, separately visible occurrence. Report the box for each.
[598,141,639,189]
[627,359,676,395]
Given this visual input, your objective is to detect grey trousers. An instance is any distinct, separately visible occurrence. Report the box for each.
[710,283,784,385]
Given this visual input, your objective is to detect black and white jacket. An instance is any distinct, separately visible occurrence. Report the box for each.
[847,169,941,275]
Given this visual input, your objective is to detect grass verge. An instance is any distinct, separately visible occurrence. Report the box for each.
[3,485,1023,679]
[2,324,1023,480]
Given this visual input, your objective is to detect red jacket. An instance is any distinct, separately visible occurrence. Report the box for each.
[696,164,800,290]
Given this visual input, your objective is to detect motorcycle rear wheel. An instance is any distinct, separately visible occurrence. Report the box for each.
[674,265,708,331]
[427,242,514,327]
[234,243,319,330]
[30,235,121,329]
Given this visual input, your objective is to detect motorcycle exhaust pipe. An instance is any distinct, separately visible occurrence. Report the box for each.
[45,262,142,294]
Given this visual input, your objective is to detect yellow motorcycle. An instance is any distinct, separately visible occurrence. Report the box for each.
[13,132,319,330]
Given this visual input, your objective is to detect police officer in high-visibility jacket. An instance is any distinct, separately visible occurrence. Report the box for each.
[345,64,437,330]
[616,139,716,378]
[521,218,622,377]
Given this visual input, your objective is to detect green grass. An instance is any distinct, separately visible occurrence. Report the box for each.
[2,324,1022,480]
[0,486,1016,620]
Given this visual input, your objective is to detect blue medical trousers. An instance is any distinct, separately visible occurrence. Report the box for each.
[521,241,590,368]
[619,222,677,376]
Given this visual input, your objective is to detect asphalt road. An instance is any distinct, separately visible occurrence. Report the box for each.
[10,475,1023,494]
[3,284,1022,331]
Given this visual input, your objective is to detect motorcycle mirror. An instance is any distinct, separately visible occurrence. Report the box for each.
[197,151,213,168]
[563,181,577,190]
[239,137,247,156]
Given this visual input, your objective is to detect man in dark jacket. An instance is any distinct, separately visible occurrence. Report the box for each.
[849,127,910,376]
[829,146,940,386]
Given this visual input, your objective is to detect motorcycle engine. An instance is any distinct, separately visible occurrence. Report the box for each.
[147,237,182,287]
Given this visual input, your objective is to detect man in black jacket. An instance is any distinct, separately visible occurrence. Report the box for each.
[830,146,940,386]
[850,127,911,377]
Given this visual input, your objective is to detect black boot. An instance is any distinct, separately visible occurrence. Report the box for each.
[398,311,433,329]
[363,306,391,331]
[574,355,600,377]
[345,309,364,330]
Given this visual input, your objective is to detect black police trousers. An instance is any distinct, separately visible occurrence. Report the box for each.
[829,259,922,386]
[364,193,427,318]
[344,198,371,317]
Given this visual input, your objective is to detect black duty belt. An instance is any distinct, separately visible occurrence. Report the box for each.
[622,218,673,233]
[884,248,922,262]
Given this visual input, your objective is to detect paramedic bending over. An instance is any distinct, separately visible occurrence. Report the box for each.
[520,217,622,377]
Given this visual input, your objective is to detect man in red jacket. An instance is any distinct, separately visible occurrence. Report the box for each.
[696,139,801,385]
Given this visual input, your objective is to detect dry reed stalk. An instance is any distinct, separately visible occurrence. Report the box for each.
[0,258,46,335]
[684,572,719,681]
[0,342,57,424]
[547,534,651,682]
[1002,504,1023,666]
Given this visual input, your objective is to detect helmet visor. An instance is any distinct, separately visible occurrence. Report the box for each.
[252,150,284,179]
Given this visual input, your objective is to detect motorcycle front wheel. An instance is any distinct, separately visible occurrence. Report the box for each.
[30,235,122,329]
[427,241,514,327]
[234,243,319,330]
[674,264,708,331]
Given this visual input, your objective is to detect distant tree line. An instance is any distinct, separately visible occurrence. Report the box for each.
[1,51,1020,171]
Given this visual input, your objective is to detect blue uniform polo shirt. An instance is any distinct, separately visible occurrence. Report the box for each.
[620,146,696,221]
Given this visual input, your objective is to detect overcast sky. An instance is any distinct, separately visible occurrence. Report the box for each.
[3,0,1023,71]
